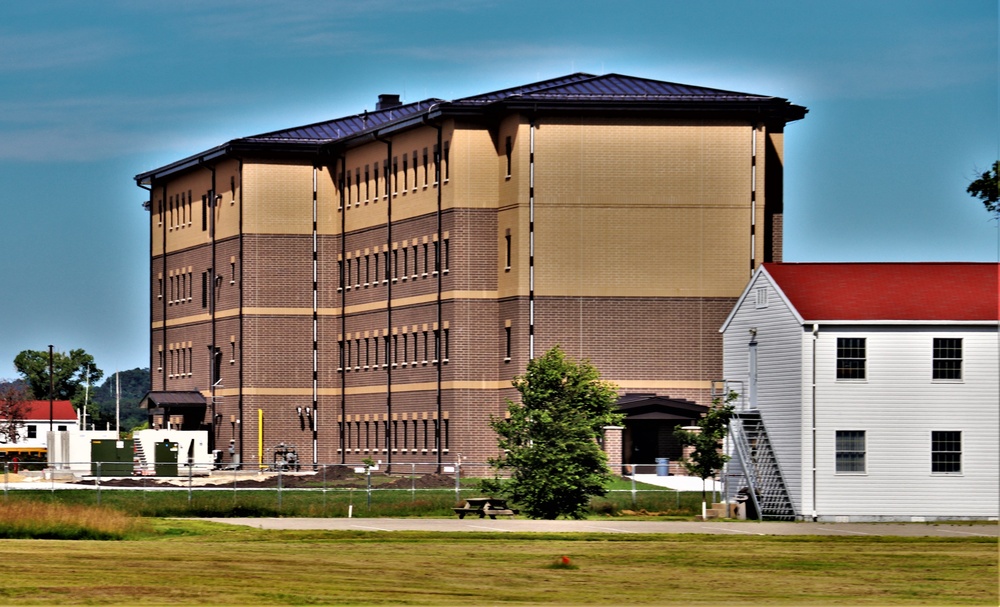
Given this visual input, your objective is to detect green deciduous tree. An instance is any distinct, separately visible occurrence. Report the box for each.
[13,349,104,406]
[673,391,737,517]
[967,160,999,216]
[484,346,623,520]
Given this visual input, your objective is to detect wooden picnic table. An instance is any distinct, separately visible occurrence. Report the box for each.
[453,497,519,519]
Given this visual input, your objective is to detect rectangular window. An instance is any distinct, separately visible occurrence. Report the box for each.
[373,164,380,199]
[931,431,961,473]
[836,337,866,380]
[411,151,418,191]
[383,160,390,198]
[422,148,429,187]
[392,158,398,195]
[932,338,962,380]
[443,141,450,181]
[505,326,511,361]
[443,238,450,273]
[27,425,37,439]
[835,430,866,473]
[202,195,208,231]
[402,155,408,191]
[412,245,418,278]
[364,166,370,202]
[201,271,209,308]
[754,286,768,308]
[505,136,512,178]
[383,250,390,283]
[504,231,511,270]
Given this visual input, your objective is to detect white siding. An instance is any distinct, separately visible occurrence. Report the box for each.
[811,325,998,520]
[722,272,806,512]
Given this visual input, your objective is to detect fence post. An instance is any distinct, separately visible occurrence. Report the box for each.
[454,454,461,503]
[630,471,637,508]
[187,463,193,506]
[366,466,371,511]
[3,461,7,499]
[411,462,416,501]
[277,465,283,512]
[96,462,102,506]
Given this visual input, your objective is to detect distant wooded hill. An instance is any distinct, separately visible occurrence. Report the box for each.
[86,368,150,432]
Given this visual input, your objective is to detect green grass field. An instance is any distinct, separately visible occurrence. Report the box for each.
[0,519,995,606]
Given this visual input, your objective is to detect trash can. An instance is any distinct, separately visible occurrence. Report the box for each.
[655,457,669,476]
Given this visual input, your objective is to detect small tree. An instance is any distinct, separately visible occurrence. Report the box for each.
[967,160,999,217]
[484,346,623,519]
[673,391,737,517]
[0,380,30,444]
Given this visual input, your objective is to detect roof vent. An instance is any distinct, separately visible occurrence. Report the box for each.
[376,94,401,110]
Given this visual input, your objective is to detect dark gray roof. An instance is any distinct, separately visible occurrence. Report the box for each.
[140,391,207,409]
[136,73,806,185]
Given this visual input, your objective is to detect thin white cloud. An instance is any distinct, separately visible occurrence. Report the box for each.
[0,29,126,72]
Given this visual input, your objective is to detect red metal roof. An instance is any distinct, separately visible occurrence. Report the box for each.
[21,400,77,422]
[763,263,999,322]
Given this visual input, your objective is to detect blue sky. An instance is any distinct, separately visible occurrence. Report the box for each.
[0,1,997,378]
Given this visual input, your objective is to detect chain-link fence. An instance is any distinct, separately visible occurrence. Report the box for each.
[2,460,698,517]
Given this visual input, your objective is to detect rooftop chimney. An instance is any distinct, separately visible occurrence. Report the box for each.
[376,94,401,110]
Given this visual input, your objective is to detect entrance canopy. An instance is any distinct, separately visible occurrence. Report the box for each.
[616,394,707,421]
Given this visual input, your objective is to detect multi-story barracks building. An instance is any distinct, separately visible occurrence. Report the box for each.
[135,73,807,472]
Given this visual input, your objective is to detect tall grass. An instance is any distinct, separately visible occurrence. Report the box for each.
[0,500,148,540]
[2,486,699,519]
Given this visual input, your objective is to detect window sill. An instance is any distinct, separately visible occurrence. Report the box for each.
[931,379,964,384]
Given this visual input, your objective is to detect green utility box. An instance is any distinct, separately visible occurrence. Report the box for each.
[90,439,134,476]
[154,440,179,477]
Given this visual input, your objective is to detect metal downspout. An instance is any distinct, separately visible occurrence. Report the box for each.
[528,119,536,360]
[236,158,245,466]
[311,166,319,470]
[339,155,347,464]
[203,161,218,448]
[376,135,393,470]
[422,117,443,469]
[811,323,819,521]
[160,184,168,391]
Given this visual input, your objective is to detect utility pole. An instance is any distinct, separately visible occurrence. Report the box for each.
[48,345,54,432]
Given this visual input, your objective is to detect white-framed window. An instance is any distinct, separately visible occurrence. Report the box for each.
[932,338,962,381]
[754,286,768,308]
[931,431,961,474]
[835,430,866,473]
[836,337,866,380]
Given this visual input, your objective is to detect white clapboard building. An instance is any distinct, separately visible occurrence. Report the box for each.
[720,262,998,522]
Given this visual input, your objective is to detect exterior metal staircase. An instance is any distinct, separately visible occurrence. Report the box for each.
[729,410,796,521]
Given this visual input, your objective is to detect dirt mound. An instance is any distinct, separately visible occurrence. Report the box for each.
[382,473,455,489]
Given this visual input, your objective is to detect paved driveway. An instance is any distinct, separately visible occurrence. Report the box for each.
[201,517,998,537]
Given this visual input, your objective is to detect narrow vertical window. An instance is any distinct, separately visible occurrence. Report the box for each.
[201,271,209,308]
[384,335,390,367]
[932,338,962,380]
[433,144,440,186]
[392,249,399,281]
[443,238,450,273]
[433,329,440,363]
[504,230,512,271]
[402,155,408,191]
[411,151,418,191]
[373,254,379,287]
[931,431,961,473]
[422,331,428,364]
[201,195,208,231]
[412,244,418,278]
[835,430,866,473]
[364,166,370,202]
[384,160,391,198]
[383,250,390,283]
[422,243,428,277]
[337,260,344,291]
[433,240,440,275]
[504,326,511,361]
[345,259,352,290]
[402,334,408,366]
[373,164,380,200]
[443,328,450,362]
[443,141,450,182]
[505,136,512,178]
[401,247,408,281]
[422,148,429,186]
[836,337,866,380]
